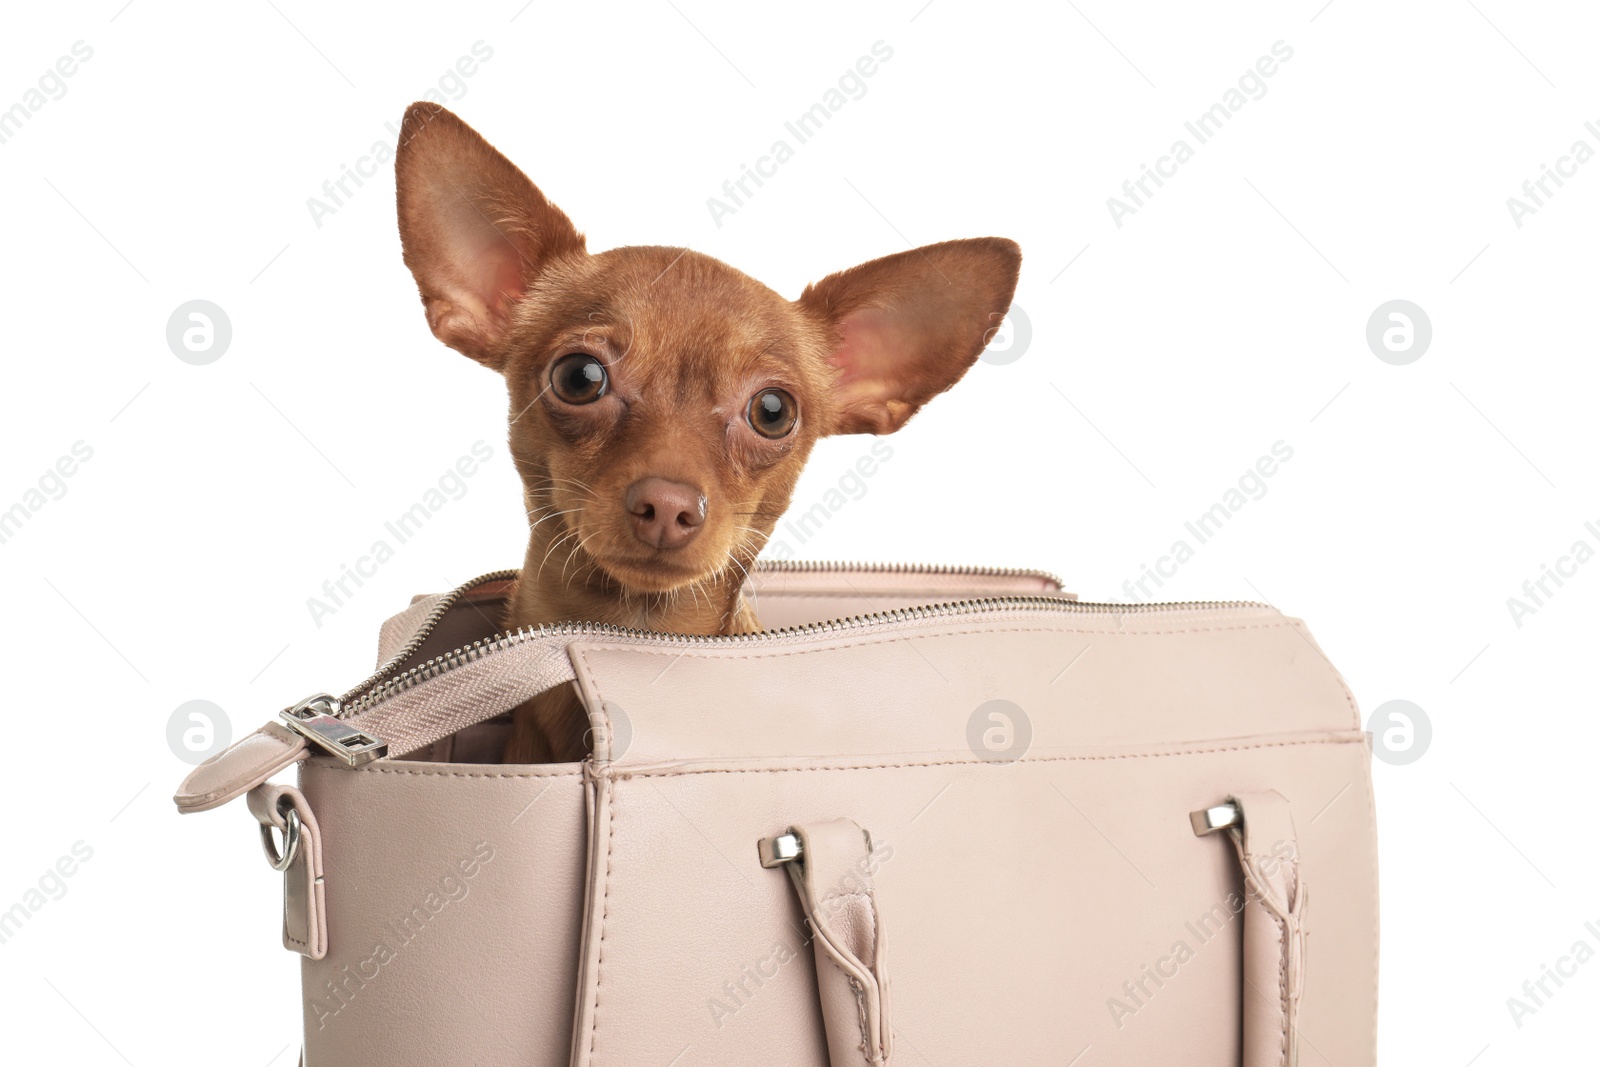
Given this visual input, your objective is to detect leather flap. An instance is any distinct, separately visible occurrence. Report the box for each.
[173,722,308,814]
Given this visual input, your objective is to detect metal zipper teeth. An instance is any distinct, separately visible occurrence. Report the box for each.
[754,558,1067,589]
[336,593,1266,717]
[335,568,520,708]
[332,560,1065,717]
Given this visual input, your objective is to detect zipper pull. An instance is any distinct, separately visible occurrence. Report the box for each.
[279,693,387,767]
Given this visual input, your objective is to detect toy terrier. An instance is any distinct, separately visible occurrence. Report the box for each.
[394,103,1020,762]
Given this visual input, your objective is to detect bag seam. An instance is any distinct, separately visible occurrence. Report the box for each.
[572,617,1359,728]
[1272,904,1289,1067]
[586,773,618,1065]
[816,913,873,1062]
[603,736,1366,780]
[303,762,582,781]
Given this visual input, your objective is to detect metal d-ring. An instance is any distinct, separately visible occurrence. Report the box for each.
[260,799,301,872]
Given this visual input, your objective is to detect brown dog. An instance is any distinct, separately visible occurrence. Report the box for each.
[394,102,1020,762]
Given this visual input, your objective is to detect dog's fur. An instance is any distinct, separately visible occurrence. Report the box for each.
[394,103,1020,763]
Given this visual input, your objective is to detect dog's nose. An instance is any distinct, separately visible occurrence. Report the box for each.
[624,477,707,550]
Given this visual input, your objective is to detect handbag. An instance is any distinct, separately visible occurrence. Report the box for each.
[175,561,1377,1066]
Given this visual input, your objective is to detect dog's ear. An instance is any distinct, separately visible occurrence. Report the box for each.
[797,238,1021,435]
[395,102,585,370]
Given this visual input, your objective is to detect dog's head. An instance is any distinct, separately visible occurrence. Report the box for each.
[395,103,1019,598]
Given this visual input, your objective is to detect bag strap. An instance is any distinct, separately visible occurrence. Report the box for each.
[247,782,327,959]
[1194,791,1308,1067]
[172,633,580,813]
[761,819,893,1067]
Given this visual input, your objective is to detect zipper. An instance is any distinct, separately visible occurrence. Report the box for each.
[333,567,520,714]
[283,563,1262,738]
[312,561,1065,721]
[753,558,1068,590]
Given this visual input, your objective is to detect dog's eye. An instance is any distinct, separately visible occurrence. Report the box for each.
[747,388,798,439]
[549,353,608,404]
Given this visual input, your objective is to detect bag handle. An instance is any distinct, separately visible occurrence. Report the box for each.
[1193,791,1308,1067]
[760,819,893,1067]
[173,632,580,813]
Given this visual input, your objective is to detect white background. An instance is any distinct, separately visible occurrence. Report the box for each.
[2,0,1597,1063]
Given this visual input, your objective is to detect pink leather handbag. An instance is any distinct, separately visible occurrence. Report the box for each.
[176,562,1377,1066]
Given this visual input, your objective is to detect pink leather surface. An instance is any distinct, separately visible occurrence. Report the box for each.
[178,570,1376,1065]
[573,737,1373,1065]
[745,565,1069,632]
[557,606,1376,1066]
[569,606,1354,763]
[296,760,590,1066]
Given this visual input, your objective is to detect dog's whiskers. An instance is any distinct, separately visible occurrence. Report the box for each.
[528,507,583,535]
[536,527,582,586]
[561,529,596,586]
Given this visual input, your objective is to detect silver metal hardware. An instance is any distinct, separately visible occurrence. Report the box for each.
[280,693,387,766]
[1190,801,1242,836]
[758,831,803,869]
[261,800,301,872]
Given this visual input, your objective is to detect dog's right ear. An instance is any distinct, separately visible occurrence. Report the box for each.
[395,102,585,370]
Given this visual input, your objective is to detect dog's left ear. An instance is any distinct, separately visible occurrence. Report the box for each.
[395,102,586,370]
[798,237,1021,435]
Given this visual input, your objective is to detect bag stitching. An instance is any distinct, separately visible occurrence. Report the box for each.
[603,736,1365,780]
[814,898,872,1060]
[818,882,879,1043]
[303,762,582,781]
[812,880,874,1062]
[1272,904,1289,1066]
[1239,808,1297,1067]
[572,617,1359,726]
[586,775,618,1065]
[848,973,870,1058]
[1238,844,1290,1067]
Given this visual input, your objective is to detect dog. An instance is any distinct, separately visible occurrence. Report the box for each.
[393,102,1020,762]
